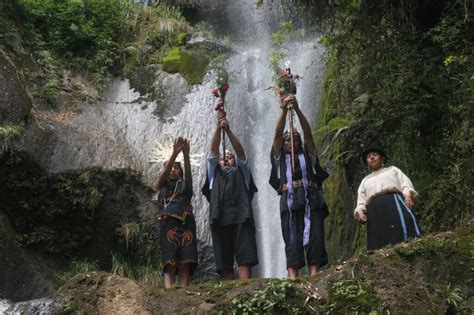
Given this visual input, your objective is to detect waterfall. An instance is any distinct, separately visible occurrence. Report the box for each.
[203,1,326,277]
[0,298,62,314]
[17,0,325,279]
[63,0,325,278]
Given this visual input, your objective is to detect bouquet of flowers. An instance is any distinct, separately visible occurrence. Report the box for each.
[270,61,301,100]
[211,74,229,111]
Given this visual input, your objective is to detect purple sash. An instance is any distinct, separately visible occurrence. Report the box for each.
[285,153,311,246]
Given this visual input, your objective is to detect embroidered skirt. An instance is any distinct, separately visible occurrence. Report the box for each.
[367,192,421,250]
[159,215,198,274]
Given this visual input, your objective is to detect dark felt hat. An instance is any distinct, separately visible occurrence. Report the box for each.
[362,145,387,164]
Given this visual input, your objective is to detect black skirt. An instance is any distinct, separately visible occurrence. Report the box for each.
[280,206,328,269]
[367,192,421,250]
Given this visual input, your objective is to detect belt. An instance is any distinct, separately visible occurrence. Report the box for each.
[280,180,318,192]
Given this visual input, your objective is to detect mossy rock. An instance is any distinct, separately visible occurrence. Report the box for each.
[161,47,210,85]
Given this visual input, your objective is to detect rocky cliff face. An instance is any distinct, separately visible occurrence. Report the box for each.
[0,41,219,300]
[0,50,32,125]
[0,231,59,302]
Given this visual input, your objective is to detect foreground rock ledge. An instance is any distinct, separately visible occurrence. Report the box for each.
[5,222,473,314]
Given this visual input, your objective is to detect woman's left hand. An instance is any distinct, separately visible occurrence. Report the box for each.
[182,139,190,156]
[356,211,367,224]
[405,195,414,209]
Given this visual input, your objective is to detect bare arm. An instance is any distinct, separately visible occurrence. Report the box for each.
[273,107,288,156]
[210,117,221,157]
[154,137,184,191]
[182,139,193,194]
[293,100,315,156]
[218,113,245,160]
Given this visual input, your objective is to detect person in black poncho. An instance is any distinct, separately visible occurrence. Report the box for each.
[270,95,329,279]
[202,111,258,280]
[154,137,197,288]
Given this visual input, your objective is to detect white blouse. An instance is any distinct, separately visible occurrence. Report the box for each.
[354,166,418,215]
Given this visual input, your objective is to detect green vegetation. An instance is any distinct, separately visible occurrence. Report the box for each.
[0,0,197,104]
[0,123,25,153]
[111,252,162,289]
[271,21,294,45]
[115,221,157,266]
[0,152,144,256]
[436,283,464,313]
[61,258,100,281]
[316,0,474,257]
[112,221,162,288]
[161,46,210,84]
[229,280,304,314]
[320,278,379,313]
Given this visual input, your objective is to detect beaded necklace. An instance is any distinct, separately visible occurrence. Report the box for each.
[163,180,181,210]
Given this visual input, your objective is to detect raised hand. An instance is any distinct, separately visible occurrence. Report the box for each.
[220,117,229,130]
[281,94,298,110]
[182,138,190,156]
[218,111,229,130]
[173,137,185,155]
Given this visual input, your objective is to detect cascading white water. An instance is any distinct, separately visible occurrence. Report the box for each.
[210,1,326,277]
[18,0,325,279]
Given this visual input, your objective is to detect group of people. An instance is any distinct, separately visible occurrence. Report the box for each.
[154,95,421,288]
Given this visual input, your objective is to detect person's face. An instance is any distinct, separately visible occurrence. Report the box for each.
[284,134,301,153]
[169,163,182,180]
[366,152,384,171]
[219,152,236,169]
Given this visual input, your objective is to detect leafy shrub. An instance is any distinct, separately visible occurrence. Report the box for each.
[0,153,144,256]
[61,258,100,280]
[0,0,22,52]
[319,278,379,313]
[0,123,25,153]
[317,0,474,257]
[230,280,303,314]
[2,0,191,104]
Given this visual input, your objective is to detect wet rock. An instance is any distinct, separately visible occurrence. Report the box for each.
[0,231,58,301]
[0,297,65,314]
[186,36,236,54]
[0,51,32,125]
[57,272,150,315]
[197,302,216,314]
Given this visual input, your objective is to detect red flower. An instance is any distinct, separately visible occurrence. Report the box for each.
[214,99,224,111]
[160,215,169,221]
[214,103,224,111]
[220,83,229,92]
[212,89,219,96]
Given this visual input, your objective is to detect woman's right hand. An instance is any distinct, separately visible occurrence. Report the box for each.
[356,211,367,224]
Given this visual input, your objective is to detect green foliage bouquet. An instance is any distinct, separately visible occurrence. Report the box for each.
[269,60,301,101]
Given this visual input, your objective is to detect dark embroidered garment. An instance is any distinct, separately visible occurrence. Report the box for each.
[269,146,330,269]
[202,166,258,227]
[157,180,192,221]
[157,180,197,272]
